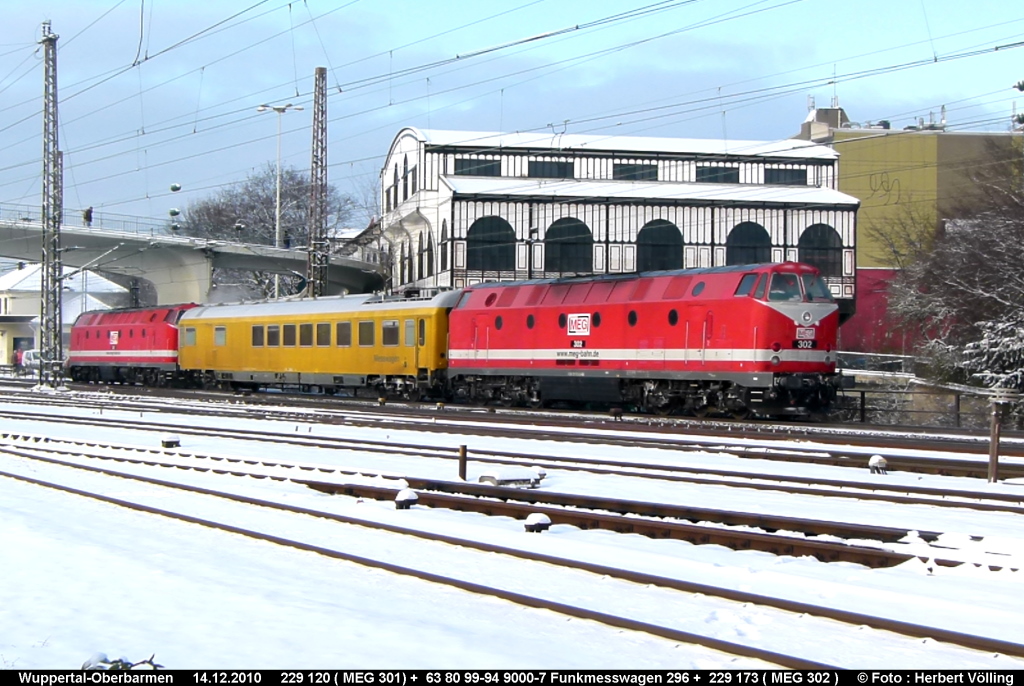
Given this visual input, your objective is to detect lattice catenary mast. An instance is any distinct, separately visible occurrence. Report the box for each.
[39,21,64,388]
[306,66,329,297]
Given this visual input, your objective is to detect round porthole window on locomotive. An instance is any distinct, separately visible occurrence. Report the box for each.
[628,310,638,326]
[485,293,497,306]
[691,282,705,296]
[527,314,535,329]
[668,309,678,326]
[495,316,503,330]
[593,312,602,327]
[558,313,567,328]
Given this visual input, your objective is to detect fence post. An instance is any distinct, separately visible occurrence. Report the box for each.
[458,444,467,481]
[988,391,1020,483]
[954,393,961,428]
[859,391,866,423]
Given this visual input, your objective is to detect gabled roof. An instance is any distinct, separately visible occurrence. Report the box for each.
[400,127,838,160]
[441,176,859,207]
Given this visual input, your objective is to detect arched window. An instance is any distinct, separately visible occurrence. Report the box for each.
[417,234,425,280]
[426,231,435,278]
[636,219,682,271]
[726,222,771,266]
[392,166,399,209]
[406,239,415,282]
[440,220,449,271]
[402,155,409,201]
[398,242,407,284]
[466,216,515,271]
[544,218,593,274]
[798,224,843,277]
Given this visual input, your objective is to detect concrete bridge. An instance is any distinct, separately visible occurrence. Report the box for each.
[0,205,385,304]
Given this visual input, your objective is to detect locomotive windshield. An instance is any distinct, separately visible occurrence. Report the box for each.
[767,273,802,302]
[801,273,835,302]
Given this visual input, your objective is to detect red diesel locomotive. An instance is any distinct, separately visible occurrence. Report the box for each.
[66,303,198,385]
[446,262,847,416]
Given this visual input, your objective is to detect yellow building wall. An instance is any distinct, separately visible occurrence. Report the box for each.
[832,130,940,268]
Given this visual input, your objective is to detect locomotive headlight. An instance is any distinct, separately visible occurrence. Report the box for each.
[771,342,782,352]
[802,311,813,323]
[824,354,832,364]
[771,355,781,366]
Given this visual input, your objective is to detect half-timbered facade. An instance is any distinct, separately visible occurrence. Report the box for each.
[380,128,860,321]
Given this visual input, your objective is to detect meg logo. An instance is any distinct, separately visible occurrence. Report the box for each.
[568,313,591,336]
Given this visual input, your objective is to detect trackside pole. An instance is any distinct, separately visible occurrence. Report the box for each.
[458,444,467,481]
[988,390,1019,483]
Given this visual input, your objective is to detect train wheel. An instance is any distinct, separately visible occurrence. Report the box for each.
[692,405,711,418]
[730,408,751,420]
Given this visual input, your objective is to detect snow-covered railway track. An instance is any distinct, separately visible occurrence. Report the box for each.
[3,390,1023,480]
[2,449,1022,669]
[0,435,1009,572]
[3,408,1021,520]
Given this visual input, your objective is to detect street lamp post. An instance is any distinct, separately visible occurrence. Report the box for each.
[257,103,303,298]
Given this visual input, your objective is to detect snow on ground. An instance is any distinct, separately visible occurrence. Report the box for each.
[1,392,1023,669]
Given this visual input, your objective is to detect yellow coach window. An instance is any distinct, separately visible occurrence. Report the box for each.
[336,321,352,347]
[299,323,313,347]
[316,323,330,346]
[382,320,399,347]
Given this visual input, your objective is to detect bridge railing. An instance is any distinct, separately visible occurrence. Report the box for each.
[0,202,173,237]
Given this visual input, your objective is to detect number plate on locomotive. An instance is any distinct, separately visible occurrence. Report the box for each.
[793,340,818,349]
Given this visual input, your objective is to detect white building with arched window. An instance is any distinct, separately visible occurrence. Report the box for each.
[379,128,860,321]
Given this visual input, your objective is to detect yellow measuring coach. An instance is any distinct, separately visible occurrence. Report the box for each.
[177,291,462,398]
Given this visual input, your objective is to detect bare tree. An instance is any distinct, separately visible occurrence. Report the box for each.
[882,139,1024,389]
[180,164,356,299]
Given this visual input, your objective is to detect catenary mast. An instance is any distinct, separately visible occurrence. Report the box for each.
[307,66,328,297]
[39,20,64,389]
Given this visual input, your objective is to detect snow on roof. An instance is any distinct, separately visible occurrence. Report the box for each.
[409,128,838,160]
[441,176,860,207]
[0,264,126,293]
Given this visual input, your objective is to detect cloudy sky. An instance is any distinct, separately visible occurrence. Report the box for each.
[1,0,1022,226]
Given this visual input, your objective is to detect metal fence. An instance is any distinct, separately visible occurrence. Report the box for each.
[834,386,1023,430]
[0,202,172,237]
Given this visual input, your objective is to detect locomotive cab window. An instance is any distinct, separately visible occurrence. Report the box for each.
[214,327,226,346]
[753,274,768,299]
[768,273,802,302]
[336,322,352,347]
[801,274,835,302]
[299,323,313,347]
[252,326,265,347]
[382,320,399,346]
[358,321,374,346]
[283,324,297,346]
[267,325,280,347]
[183,328,196,346]
[734,273,758,297]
